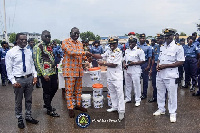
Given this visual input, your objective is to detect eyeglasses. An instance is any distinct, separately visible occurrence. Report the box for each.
[44,35,51,38]
[19,39,27,42]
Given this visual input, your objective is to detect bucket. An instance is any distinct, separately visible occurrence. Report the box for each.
[88,67,101,81]
[93,95,104,108]
[92,83,103,97]
[107,93,112,107]
[81,94,91,108]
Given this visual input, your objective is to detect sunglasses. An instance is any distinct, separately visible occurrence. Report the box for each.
[44,35,51,38]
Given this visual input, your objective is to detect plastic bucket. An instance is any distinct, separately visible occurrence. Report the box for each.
[93,95,104,108]
[88,67,101,81]
[92,83,103,97]
[81,94,91,108]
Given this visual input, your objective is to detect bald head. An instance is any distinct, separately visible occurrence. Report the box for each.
[70,27,80,41]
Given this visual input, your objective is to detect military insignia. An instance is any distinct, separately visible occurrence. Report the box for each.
[165,29,169,33]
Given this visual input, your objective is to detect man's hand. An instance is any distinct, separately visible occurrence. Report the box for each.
[98,61,104,66]
[86,51,92,57]
[157,64,167,71]
[123,64,129,70]
[13,83,21,88]
[44,75,50,81]
[33,77,37,85]
[149,69,152,76]
[144,65,150,71]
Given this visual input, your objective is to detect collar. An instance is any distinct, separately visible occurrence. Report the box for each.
[16,46,27,50]
[70,37,78,43]
[164,40,175,48]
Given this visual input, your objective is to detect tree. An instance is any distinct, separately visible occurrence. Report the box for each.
[52,39,61,44]
[34,39,38,44]
[180,32,186,36]
[197,23,200,31]
[80,31,101,41]
[9,32,16,43]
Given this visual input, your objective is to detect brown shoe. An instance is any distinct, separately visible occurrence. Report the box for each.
[68,109,75,118]
[75,106,87,112]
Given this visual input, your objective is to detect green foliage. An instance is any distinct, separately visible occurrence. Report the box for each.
[197,23,200,31]
[180,32,186,36]
[9,33,16,43]
[80,31,101,41]
[34,39,38,44]
[52,39,61,44]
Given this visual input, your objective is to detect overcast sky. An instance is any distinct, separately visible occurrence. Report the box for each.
[0,0,200,40]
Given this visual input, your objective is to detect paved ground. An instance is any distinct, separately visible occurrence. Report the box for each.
[1,80,200,133]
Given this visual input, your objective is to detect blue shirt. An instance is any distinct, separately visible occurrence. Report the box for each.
[27,45,33,53]
[1,48,9,59]
[152,44,160,62]
[53,45,64,65]
[183,44,199,58]
[90,45,104,54]
[138,43,152,61]
[193,40,200,47]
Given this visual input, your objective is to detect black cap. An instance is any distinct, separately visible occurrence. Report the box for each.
[180,38,185,42]
[108,37,118,44]
[192,32,197,36]
[156,33,164,39]
[129,37,137,43]
[139,33,145,38]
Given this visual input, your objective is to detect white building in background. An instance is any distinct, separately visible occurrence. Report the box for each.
[0,32,41,42]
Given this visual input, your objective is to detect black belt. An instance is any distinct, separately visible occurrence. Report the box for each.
[15,74,32,78]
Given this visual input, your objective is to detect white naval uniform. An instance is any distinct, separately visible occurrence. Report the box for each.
[156,40,185,114]
[124,46,145,103]
[101,47,125,113]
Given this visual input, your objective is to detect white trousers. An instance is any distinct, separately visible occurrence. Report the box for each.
[156,77,177,114]
[125,71,141,103]
[107,80,125,113]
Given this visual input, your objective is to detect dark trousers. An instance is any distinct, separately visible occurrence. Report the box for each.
[40,74,58,110]
[152,63,157,99]
[141,61,149,97]
[14,76,33,119]
[1,59,7,83]
[178,65,184,82]
[184,57,197,86]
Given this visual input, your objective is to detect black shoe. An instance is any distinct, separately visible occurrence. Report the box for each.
[18,119,25,129]
[148,98,157,103]
[36,85,41,88]
[43,105,56,111]
[140,94,147,100]
[192,92,200,96]
[182,85,188,88]
[2,82,6,86]
[190,86,195,92]
[47,110,60,117]
[25,117,39,124]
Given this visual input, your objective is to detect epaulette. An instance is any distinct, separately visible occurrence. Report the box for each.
[114,48,121,52]
[176,43,181,46]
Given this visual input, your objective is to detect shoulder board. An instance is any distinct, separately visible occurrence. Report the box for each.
[147,44,150,46]
[137,47,141,50]
[176,43,181,46]
[114,48,121,52]
[161,44,164,46]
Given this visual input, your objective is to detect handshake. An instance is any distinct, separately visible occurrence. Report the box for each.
[85,51,93,62]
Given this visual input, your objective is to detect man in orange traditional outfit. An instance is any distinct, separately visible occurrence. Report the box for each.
[62,27,91,118]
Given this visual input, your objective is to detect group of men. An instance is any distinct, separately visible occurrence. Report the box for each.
[2,27,200,129]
